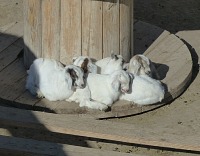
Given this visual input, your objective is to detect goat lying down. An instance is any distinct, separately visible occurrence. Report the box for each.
[68,70,130,111]
[124,54,160,79]
[95,53,125,74]
[26,58,85,101]
[72,56,97,74]
[120,74,165,105]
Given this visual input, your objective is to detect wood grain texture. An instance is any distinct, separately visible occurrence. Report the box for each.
[0,106,199,152]
[42,0,60,60]
[0,135,134,156]
[0,60,26,101]
[120,0,133,61]
[23,0,42,68]
[0,44,22,71]
[82,0,103,59]
[103,0,120,57]
[60,0,81,64]
[0,22,23,53]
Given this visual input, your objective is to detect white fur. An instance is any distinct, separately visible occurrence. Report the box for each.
[26,58,85,101]
[68,70,130,111]
[120,74,165,105]
[126,54,160,79]
[95,54,125,74]
[72,56,98,74]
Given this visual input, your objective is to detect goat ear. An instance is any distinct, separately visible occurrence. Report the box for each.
[111,53,118,60]
[72,57,77,63]
[81,58,89,73]
[65,69,73,89]
[67,68,77,80]
[111,79,120,92]
[88,63,98,73]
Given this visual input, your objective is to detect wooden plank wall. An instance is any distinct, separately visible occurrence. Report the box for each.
[82,0,103,60]
[23,0,42,68]
[42,0,60,60]
[103,0,120,57]
[23,0,133,67]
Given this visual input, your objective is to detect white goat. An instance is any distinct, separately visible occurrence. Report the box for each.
[68,70,130,111]
[95,53,125,74]
[124,54,160,79]
[72,56,98,74]
[26,58,85,101]
[120,74,165,105]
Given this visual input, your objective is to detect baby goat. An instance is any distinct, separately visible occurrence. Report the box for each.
[68,70,130,111]
[95,53,125,74]
[26,58,85,101]
[120,74,165,105]
[124,54,160,79]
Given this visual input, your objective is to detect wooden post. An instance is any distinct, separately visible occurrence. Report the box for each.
[23,0,133,68]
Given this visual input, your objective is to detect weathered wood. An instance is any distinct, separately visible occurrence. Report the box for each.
[82,0,103,59]
[0,106,200,152]
[120,0,133,61]
[134,21,165,55]
[0,43,23,71]
[144,30,170,55]
[0,60,26,101]
[15,91,41,107]
[0,22,23,53]
[23,0,42,68]
[0,135,134,156]
[60,0,82,64]
[103,0,120,57]
[42,0,60,60]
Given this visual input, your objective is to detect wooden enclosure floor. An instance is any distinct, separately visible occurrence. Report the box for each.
[0,21,193,119]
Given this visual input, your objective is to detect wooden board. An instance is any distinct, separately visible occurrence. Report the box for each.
[82,0,103,60]
[0,135,134,156]
[119,0,133,61]
[60,0,82,64]
[0,106,199,152]
[42,0,60,60]
[0,22,23,53]
[103,0,120,57]
[23,0,42,68]
[0,44,23,71]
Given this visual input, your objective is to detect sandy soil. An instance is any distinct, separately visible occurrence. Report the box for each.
[0,0,200,155]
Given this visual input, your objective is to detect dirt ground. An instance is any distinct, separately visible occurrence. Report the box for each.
[0,0,200,156]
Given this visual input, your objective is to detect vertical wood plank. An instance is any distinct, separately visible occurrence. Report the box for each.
[82,0,103,60]
[60,0,82,64]
[130,0,134,57]
[119,0,133,62]
[42,0,60,60]
[23,0,42,68]
[103,0,120,58]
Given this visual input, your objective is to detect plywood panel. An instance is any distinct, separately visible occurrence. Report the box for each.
[82,0,103,60]
[60,0,82,64]
[103,0,120,58]
[42,0,60,60]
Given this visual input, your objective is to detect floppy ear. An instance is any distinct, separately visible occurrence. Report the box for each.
[81,58,89,73]
[111,78,120,92]
[65,69,73,89]
[67,68,77,88]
